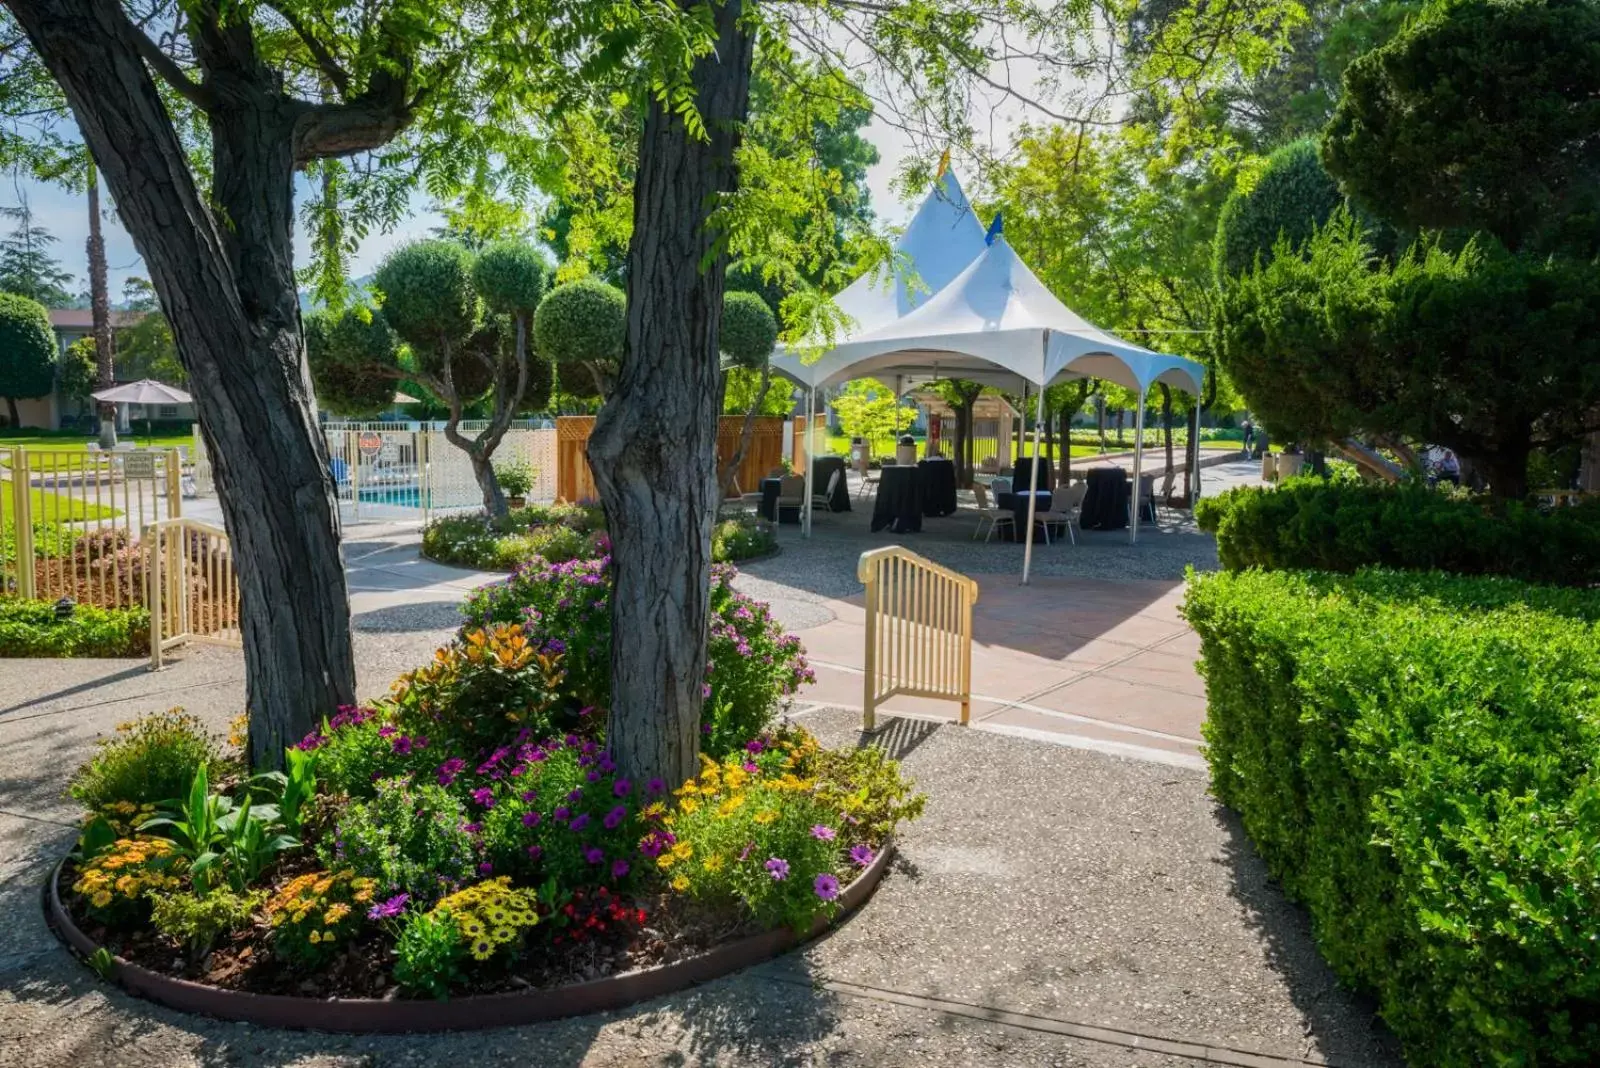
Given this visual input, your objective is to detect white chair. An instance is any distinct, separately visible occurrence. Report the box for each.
[971,483,1015,543]
[775,475,806,516]
[1038,481,1086,546]
[813,468,843,513]
[856,463,880,500]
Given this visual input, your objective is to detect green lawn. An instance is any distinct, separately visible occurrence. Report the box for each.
[0,433,191,454]
[0,485,121,523]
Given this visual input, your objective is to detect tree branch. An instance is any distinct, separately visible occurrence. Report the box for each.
[129,17,213,110]
[264,1,350,96]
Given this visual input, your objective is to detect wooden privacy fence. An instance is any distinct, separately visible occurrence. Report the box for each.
[857,546,978,731]
[146,517,242,669]
[555,416,786,503]
[3,447,182,607]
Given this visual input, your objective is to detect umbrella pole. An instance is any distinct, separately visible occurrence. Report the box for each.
[1021,387,1045,585]
[1130,386,1147,545]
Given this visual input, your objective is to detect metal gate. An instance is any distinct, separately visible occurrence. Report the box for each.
[146,517,242,669]
[2,446,183,607]
[322,427,557,524]
[857,546,978,731]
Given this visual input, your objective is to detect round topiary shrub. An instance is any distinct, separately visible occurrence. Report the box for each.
[532,278,625,369]
[0,292,58,422]
[306,307,400,417]
[720,290,778,370]
[374,240,477,349]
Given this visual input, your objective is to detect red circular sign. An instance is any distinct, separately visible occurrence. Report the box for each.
[357,432,383,456]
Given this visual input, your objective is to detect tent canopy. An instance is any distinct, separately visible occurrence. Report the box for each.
[772,233,1204,397]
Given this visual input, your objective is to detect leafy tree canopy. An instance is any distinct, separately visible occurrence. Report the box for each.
[720,291,778,370]
[1323,0,1600,256]
[0,291,56,419]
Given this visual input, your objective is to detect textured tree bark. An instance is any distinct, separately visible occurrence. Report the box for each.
[86,162,116,450]
[10,0,357,768]
[588,0,755,788]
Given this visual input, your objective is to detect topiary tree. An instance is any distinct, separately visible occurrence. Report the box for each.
[0,291,56,427]
[716,291,779,495]
[533,277,625,401]
[305,307,400,418]
[1212,139,1344,285]
[370,238,552,516]
[1323,0,1600,257]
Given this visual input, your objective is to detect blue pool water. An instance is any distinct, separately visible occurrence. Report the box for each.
[355,485,429,508]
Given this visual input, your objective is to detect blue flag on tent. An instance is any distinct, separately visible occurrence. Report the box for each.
[984,211,1003,245]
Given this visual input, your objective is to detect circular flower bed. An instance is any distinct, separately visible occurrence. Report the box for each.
[423,504,777,571]
[50,570,918,1017]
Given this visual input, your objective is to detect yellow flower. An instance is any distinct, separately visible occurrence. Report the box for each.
[679,797,700,815]
[671,874,690,892]
[702,855,725,873]
[91,891,112,908]
[324,903,351,925]
[754,810,778,825]
[671,841,693,860]
[308,931,322,944]
[718,796,746,816]
[642,802,666,820]
[657,853,676,870]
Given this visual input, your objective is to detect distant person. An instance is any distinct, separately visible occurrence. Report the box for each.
[1240,419,1255,458]
[1438,448,1460,487]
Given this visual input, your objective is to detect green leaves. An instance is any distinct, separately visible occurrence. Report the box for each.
[1185,568,1600,1064]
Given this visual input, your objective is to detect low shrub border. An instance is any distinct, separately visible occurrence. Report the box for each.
[0,598,149,657]
[422,506,778,571]
[1194,477,1600,586]
[1184,567,1600,1065]
[46,842,892,1032]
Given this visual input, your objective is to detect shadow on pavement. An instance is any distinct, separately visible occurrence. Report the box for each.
[1214,805,1405,1067]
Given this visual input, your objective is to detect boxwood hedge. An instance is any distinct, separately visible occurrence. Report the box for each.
[0,598,149,657]
[1184,568,1600,1065]
[1194,479,1600,586]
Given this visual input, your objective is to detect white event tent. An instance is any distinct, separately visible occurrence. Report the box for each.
[770,171,1206,583]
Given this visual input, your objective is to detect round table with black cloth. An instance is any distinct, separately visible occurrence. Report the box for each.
[1078,467,1129,531]
[917,457,958,517]
[810,455,851,512]
[871,465,924,533]
[1010,455,1053,496]
[758,478,797,524]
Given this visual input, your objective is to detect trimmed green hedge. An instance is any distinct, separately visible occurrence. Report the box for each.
[0,599,149,657]
[1195,478,1600,586]
[1184,568,1600,1065]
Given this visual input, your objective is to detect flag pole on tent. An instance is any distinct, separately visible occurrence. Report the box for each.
[1130,385,1147,545]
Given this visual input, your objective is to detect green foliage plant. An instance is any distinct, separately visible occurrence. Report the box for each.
[70,709,222,810]
[0,598,149,657]
[392,908,465,999]
[0,291,56,425]
[1183,567,1600,1064]
[719,291,778,369]
[322,777,477,905]
[150,888,264,961]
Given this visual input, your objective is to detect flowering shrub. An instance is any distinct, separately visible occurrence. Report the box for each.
[70,709,223,810]
[71,836,184,923]
[463,558,811,737]
[322,778,478,906]
[546,884,647,949]
[298,704,428,800]
[388,623,570,753]
[422,503,604,570]
[431,876,541,961]
[710,516,778,562]
[392,909,463,999]
[476,736,647,892]
[264,868,377,968]
[661,752,849,931]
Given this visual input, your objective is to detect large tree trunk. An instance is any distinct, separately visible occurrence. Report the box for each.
[587,0,755,788]
[12,0,357,768]
[87,161,116,449]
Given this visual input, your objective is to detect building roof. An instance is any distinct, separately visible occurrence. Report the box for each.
[48,308,146,330]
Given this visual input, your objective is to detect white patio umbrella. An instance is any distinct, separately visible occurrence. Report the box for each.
[393,390,421,404]
[91,379,193,443]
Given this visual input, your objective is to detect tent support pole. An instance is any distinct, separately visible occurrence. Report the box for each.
[1021,386,1045,585]
[1130,386,1147,545]
[803,387,815,538]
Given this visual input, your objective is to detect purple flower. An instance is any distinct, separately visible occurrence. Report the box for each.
[603,804,627,830]
[391,735,413,755]
[569,813,591,833]
[461,822,482,835]
[742,761,759,774]
[583,846,605,865]
[378,725,397,739]
[611,858,630,880]
[612,778,632,798]
[526,843,542,859]
[544,638,567,654]
[471,786,495,808]
[478,861,494,875]
[814,873,841,901]
[646,778,666,797]
[567,788,584,803]
[811,825,836,841]
[745,739,765,755]
[586,770,602,783]
[578,705,595,718]
[738,841,754,862]
[436,757,466,787]
[765,857,790,881]
[522,810,541,828]
[367,893,409,920]
[553,805,571,822]
[520,789,537,802]
[849,844,874,867]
